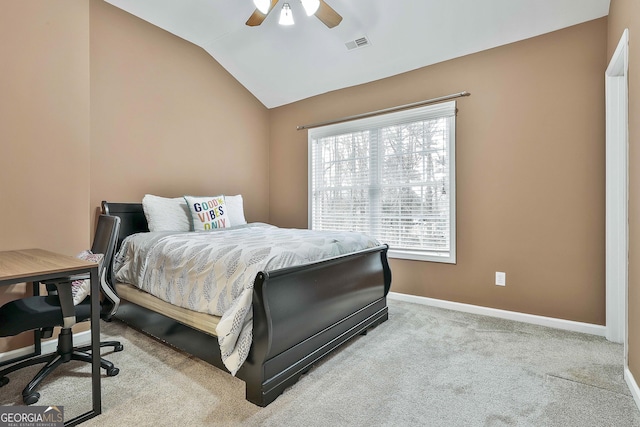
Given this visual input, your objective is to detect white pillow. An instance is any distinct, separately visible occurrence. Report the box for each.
[184,195,230,231]
[142,194,191,232]
[225,194,247,226]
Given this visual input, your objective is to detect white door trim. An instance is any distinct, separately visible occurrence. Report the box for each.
[605,28,629,347]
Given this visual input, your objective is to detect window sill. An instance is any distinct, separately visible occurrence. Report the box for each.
[387,249,456,264]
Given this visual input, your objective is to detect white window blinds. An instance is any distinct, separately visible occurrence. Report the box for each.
[308,101,456,263]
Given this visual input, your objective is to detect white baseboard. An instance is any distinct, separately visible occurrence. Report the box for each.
[625,367,640,411]
[388,291,607,336]
[0,331,92,364]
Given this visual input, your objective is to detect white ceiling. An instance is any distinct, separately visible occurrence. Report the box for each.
[104,0,610,109]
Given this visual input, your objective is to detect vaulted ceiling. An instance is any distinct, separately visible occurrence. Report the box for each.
[104,0,610,108]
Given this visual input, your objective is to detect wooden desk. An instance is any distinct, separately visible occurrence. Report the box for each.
[0,249,101,426]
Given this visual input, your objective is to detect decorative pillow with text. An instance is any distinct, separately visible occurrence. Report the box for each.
[184,195,230,231]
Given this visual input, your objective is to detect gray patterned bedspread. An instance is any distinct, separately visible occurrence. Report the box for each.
[113,223,380,374]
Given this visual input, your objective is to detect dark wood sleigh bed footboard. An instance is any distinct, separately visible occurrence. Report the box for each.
[101,201,392,406]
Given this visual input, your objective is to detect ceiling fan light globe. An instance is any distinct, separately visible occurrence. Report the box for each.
[300,0,320,16]
[253,0,271,14]
[279,3,295,25]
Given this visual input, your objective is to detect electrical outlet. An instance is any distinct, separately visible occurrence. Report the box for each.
[495,272,506,286]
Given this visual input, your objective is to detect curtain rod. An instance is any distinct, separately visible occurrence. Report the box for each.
[296,91,470,131]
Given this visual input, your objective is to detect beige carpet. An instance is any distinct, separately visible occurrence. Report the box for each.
[1,299,639,426]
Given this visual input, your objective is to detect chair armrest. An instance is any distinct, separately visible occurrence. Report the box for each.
[43,274,90,297]
[52,282,76,328]
[42,274,90,285]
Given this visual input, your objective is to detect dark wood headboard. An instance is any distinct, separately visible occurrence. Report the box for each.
[101,201,149,250]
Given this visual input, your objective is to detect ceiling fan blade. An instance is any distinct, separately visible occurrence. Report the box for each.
[315,0,342,28]
[245,0,280,27]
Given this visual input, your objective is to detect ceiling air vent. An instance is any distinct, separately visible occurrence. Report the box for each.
[345,36,371,51]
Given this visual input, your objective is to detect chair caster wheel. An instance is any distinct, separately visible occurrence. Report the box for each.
[107,367,119,376]
[23,392,40,405]
[0,377,9,387]
[114,344,124,352]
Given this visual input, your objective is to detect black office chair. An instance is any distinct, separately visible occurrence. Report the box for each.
[0,214,123,405]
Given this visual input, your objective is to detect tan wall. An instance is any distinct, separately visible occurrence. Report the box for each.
[89,0,270,223]
[270,18,608,325]
[0,2,91,254]
[608,0,640,381]
[0,1,91,352]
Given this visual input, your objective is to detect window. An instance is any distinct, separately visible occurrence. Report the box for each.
[308,101,456,263]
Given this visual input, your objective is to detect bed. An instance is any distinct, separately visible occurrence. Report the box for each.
[101,200,392,406]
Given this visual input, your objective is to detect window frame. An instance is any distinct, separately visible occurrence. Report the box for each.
[308,101,456,264]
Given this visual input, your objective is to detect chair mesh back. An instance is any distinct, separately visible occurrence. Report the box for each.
[91,215,121,318]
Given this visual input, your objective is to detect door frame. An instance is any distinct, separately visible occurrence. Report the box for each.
[605,28,629,351]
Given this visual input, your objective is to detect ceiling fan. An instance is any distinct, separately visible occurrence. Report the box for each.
[246,0,343,28]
